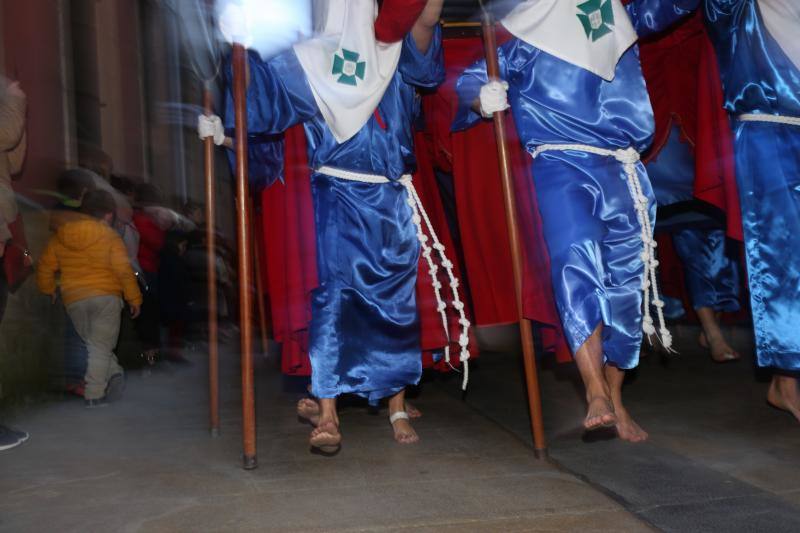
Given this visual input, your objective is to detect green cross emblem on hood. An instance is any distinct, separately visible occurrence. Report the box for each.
[577,0,615,42]
[332,49,366,86]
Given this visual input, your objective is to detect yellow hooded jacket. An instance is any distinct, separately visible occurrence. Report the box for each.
[36,216,143,307]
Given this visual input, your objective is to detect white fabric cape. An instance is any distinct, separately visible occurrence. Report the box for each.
[294,0,402,144]
[501,0,637,81]
[758,0,800,73]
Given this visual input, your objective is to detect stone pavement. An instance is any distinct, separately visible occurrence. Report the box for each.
[0,334,650,533]
[459,323,800,532]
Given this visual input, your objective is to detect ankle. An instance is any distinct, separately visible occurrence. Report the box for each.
[586,387,610,402]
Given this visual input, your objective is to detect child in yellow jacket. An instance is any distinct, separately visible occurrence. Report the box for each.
[37,190,142,407]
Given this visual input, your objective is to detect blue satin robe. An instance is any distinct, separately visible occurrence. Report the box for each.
[705,0,800,371]
[454,1,697,369]
[647,126,740,313]
[225,29,445,402]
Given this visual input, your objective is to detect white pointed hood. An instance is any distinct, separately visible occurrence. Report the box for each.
[501,0,638,81]
[294,0,403,143]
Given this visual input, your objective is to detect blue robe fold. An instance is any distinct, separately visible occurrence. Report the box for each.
[705,0,800,371]
[647,126,740,313]
[454,0,697,369]
[225,28,445,402]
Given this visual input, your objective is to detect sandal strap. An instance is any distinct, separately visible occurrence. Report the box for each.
[389,411,410,424]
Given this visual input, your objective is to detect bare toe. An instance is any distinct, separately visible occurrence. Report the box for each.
[585,396,617,430]
[297,398,321,426]
[405,402,422,419]
[615,409,648,443]
[389,412,419,445]
[309,421,341,453]
[707,336,741,363]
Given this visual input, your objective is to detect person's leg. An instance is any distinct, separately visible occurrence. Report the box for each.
[63,308,89,391]
[605,365,648,442]
[767,373,800,424]
[67,300,103,400]
[388,388,419,444]
[734,124,800,388]
[306,175,422,451]
[68,296,124,401]
[574,324,615,429]
[599,162,657,442]
[696,307,739,362]
[533,156,616,431]
[673,228,740,362]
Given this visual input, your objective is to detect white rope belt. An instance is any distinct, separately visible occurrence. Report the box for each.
[528,145,673,351]
[317,166,472,389]
[738,113,800,126]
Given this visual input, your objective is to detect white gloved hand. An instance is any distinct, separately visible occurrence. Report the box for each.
[479,80,509,118]
[218,3,251,46]
[198,114,225,146]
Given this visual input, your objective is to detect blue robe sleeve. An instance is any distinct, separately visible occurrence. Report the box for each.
[626,0,700,37]
[451,38,534,131]
[223,49,318,135]
[224,132,285,190]
[398,25,445,88]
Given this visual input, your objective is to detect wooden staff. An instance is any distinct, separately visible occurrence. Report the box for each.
[203,86,220,437]
[479,3,547,458]
[232,43,258,469]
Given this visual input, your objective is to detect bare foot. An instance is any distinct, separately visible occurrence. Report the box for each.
[309,420,341,454]
[614,406,649,443]
[767,376,800,424]
[585,396,617,430]
[297,398,320,426]
[389,411,419,444]
[699,331,740,363]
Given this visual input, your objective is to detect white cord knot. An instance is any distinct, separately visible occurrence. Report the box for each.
[459,333,470,347]
[616,147,640,164]
[660,329,674,349]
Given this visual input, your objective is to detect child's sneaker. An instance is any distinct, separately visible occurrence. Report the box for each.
[105,373,125,402]
[0,425,27,451]
[84,398,109,409]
